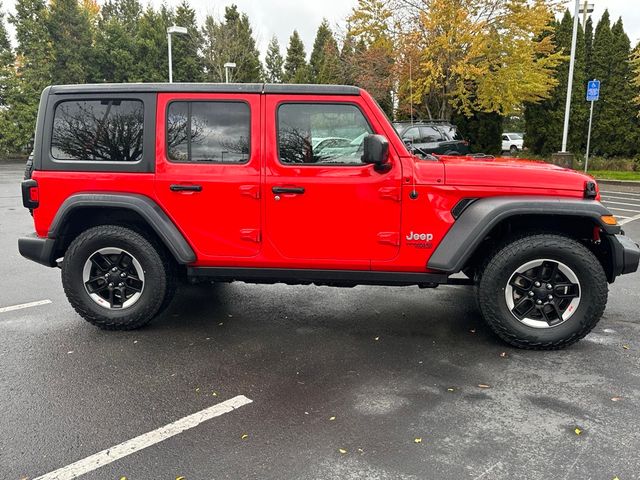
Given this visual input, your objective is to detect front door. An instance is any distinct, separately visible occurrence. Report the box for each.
[155,93,261,259]
[264,96,403,267]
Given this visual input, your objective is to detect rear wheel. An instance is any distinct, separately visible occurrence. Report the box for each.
[477,234,607,349]
[62,225,175,330]
[509,145,519,155]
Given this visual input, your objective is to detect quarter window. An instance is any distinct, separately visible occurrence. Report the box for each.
[166,101,250,163]
[51,99,144,162]
[278,103,373,165]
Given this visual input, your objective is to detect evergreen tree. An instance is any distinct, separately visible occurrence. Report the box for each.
[589,15,636,157]
[309,19,337,82]
[171,1,203,82]
[265,35,284,83]
[202,5,261,83]
[0,1,13,107]
[584,16,593,76]
[283,30,308,83]
[94,0,142,82]
[339,33,356,85]
[318,41,341,84]
[0,0,53,153]
[135,5,173,82]
[524,12,586,156]
[47,0,96,84]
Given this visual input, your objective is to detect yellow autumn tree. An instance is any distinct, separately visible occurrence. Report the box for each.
[395,0,565,120]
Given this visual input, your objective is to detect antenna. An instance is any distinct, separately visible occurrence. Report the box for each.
[409,58,414,125]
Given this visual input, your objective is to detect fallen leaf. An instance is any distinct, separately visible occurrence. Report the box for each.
[218,322,224,326]
[478,384,491,389]
[212,392,217,397]
[195,388,200,393]
[67,351,74,354]
[241,434,248,440]
[176,477,185,480]
[133,340,138,344]
[469,329,476,333]
[304,411,309,415]
[414,437,422,444]
[613,477,620,480]
[119,477,127,480]
[574,427,582,435]
[622,345,630,350]
[611,396,622,402]
[329,416,336,421]
[357,448,364,453]
[499,352,508,358]
[374,336,380,341]
[447,388,455,392]
[338,448,347,454]
[228,314,233,318]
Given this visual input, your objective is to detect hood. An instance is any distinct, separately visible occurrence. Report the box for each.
[436,155,593,192]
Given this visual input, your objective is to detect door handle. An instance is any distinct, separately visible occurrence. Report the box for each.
[272,186,305,194]
[170,184,202,192]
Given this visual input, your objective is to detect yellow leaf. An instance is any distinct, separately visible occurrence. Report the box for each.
[478,384,490,389]
[613,477,620,480]
[611,396,622,402]
[447,388,454,392]
[176,477,185,480]
[414,437,422,443]
[499,352,508,358]
[329,416,336,421]
[195,388,200,393]
[622,345,630,350]
[574,427,582,435]
[120,477,127,480]
[374,336,380,341]
[212,392,218,397]
[241,434,248,440]
[339,448,347,454]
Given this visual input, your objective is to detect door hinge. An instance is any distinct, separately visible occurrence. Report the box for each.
[378,186,401,202]
[239,185,260,199]
[377,232,400,246]
[240,228,261,243]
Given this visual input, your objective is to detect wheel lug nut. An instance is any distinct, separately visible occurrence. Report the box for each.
[546,284,552,289]
[528,291,535,297]
[104,274,109,278]
[548,295,553,300]
[118,282,124,287]
[534,281,541,287]
[536,299,543,305]
[112,267,118,272]
[120,272,127,278]
[108,282,114,288]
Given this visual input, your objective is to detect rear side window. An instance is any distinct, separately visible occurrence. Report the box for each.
[278,103,372,165]
[51,99,144,162]
[166,101,250,163]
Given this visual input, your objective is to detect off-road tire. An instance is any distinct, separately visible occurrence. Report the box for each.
[477,234,608,350]
[61,225,175,330]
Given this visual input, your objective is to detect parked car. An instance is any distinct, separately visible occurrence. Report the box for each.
[502,132,525,154]
[393,121,469,156]
[19,83,639,349]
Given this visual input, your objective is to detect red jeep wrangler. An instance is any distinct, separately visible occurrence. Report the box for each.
[18,83,639,349]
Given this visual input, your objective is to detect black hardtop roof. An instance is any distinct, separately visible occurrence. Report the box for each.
[48,83,362,96]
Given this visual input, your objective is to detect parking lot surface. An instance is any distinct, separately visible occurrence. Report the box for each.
[1,163,639,480]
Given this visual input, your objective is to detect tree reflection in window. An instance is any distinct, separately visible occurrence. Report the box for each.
[278,103,372,165]
[52,100,144,162]
[167,101,250,163]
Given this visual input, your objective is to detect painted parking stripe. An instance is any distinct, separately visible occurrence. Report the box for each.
[601,200,640,208]
[33,395,253,480]
[0,299,52,313]
[600,190,640,197]
[605,206,640,213]
[601,195,640,203]
[620,213,640,225]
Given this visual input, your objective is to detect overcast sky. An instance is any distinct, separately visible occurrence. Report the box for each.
[2,0,639,56]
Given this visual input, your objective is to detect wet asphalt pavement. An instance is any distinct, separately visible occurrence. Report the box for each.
[1,162,639,480]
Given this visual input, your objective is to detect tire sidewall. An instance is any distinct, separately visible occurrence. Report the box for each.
[480,237,607,345]
[62,226,167,325]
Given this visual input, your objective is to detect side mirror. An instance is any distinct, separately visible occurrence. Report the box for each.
[361,134,391,173]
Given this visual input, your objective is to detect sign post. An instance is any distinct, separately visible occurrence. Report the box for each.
[584,79,600,173]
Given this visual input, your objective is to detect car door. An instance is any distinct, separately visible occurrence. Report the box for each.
[264,96,403,266]
[401,126,425,152]
[155,93,261,259]
[502,135,510,152]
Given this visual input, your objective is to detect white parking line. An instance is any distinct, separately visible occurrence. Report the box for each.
[601,200,640,208]
[601,190,640,197]
[0,299,52,313]
[601,195,640,203]
[33,395,253,480]
[620,213,640,226]
[605,206,640,213]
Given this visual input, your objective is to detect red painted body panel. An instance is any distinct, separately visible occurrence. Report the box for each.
[28,88,600,273]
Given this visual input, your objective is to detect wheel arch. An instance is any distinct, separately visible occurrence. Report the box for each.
[428,196,620,280]
[48,194,196,265]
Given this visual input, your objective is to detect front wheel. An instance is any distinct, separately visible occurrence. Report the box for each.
[477,234,608,349]
[62,225,175,330]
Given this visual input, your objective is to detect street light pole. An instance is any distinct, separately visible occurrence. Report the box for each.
[167,25,188,83]
[224,62,237,83]
[561,0,581,153]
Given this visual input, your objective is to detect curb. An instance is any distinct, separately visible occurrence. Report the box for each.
[596,179,640,191]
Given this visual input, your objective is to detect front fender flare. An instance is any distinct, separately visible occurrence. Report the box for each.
[427,196,618,273]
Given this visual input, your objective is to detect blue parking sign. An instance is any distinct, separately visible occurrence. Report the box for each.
[586,80,600,101]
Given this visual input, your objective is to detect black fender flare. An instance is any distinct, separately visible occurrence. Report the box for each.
[427,196,619,273]
[48,193,196,264]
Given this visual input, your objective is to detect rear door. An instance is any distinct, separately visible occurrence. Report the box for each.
[264,96,403,267]
[155,93,261,259]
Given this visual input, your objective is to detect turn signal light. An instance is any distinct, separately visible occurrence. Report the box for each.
[600,215,618,226]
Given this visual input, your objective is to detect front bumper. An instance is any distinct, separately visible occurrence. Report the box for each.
[610,234,640,278]
[18,234,57,267]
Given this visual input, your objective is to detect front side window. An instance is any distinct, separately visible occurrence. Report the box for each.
[420,126,444,142]
[51,99,144,162]
[167,101,250,163]
[278,103,372,165]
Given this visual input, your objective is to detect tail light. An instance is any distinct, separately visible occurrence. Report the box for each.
[21,179,39,209]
